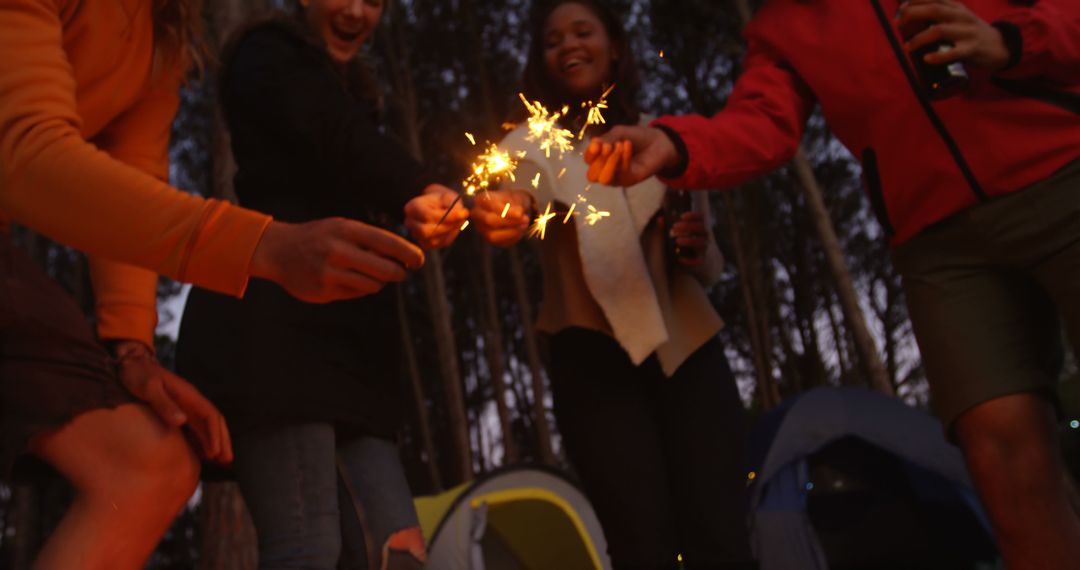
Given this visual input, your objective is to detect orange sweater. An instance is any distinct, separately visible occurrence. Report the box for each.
[0,0,272,346]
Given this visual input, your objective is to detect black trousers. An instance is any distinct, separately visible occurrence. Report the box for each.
[548,328,754,570]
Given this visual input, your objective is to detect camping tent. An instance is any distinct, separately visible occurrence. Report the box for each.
[747,387,998,570]
[415,466,611,570]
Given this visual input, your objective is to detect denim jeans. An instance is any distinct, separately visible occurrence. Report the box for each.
[231,422,420,570]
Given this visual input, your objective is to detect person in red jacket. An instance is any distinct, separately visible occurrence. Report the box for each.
[587,0,1080,568]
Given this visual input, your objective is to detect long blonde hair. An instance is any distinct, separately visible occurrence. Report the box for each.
[153,0,208,74]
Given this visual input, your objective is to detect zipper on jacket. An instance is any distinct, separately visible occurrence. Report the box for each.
[868,0,987,201]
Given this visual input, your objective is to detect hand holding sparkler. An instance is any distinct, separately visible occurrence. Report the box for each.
[405,184,471,250]
[471,189,533,247]
[585,125,682,187]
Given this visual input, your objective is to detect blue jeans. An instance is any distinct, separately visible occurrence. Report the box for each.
[232,422,420,570]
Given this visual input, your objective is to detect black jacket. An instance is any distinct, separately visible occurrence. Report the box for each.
[177,18,428,436]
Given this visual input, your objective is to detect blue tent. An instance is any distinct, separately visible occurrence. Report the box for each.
[747,387,998,569]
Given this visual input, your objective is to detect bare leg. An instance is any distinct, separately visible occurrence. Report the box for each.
[29,404,200,570]
[954,393,1080,570]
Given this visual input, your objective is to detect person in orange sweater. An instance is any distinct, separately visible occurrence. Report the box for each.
[0,1,444,568]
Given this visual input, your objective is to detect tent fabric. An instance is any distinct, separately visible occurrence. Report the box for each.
[749,387,974,508]
[748,387,995,570]
[415,466,611,570]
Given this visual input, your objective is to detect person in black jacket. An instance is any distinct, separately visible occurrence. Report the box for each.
[176,1,466,568]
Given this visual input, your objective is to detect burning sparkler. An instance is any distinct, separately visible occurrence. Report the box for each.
[578,83,615,139]
[585,204,611,226]
[529,202,558,240]
[519,93,575,159]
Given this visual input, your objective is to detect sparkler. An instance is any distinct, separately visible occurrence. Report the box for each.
[434,142,521,229]
[529,202,558,240]
[585,204,611,226]
[519,93,575,159]
[578,83,615,139]
[435,85,618,236]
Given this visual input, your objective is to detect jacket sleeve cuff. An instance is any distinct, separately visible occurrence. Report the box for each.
[177,201,273,298]
[96,304,158,348]
[992,20,1023,71]
[650,122,690,180]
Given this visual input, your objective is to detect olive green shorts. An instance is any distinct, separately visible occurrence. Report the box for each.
[892,159,1080,430]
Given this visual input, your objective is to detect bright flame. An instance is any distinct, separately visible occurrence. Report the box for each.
[585,204,610,226]
[463,143,519,196]
[578,83,615,139]
[465,132,476,145]
[529,202,557,240]
[519,93,575,159]
[660,50,665,58]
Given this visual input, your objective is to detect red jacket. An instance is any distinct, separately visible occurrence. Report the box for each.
[654,0,1080,245]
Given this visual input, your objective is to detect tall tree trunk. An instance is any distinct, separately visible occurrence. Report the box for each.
[728,0,892,395]
[509,246,556,465]
[379,5,472,484]
[721,193,777,409]
[824,288,854,384]
[456,0,520,465]
[396,286,444,491]
[791,151,893,395]
[198,483,257,570]
[467,235,518,464]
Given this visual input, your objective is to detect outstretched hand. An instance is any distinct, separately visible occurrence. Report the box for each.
[405,184,470,250]
[250,217,425,303]
[584,125,680,187]
[471,190,533,247]
[112,341,233,464]
[896,0,1011,71]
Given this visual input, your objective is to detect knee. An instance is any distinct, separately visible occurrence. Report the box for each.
[955,396,1060,482]
[118,427,201,510]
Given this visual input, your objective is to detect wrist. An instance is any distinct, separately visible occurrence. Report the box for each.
[106,339,156,363]
[250,220,285,282]
[652,124,689,179]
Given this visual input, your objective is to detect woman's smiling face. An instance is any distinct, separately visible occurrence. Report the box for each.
[542,2,617,100]
[302,0,384,63]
